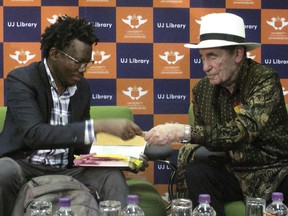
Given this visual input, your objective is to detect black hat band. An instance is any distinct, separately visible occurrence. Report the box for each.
[200,33,245,43]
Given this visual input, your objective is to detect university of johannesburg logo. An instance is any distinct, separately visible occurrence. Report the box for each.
[92,50,111,64]
[246,52,256,60]
[266,17,288,30]
[159,50,184,65]
[122,14,147,29]
[47,15,60,24]
[10,50,36,64]
[283,87,288,96]
[122,86,148,100]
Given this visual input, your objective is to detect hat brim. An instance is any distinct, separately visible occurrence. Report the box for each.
[184,40,261,51]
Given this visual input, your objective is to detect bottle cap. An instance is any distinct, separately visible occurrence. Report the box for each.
[59,197,71,207]
[199,194,211,203]
[272,192,284,201]
[127,195,139,204]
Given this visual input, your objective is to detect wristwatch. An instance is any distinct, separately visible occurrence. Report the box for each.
[181,124,191,144]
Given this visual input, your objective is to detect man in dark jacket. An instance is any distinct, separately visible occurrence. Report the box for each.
[0,15,142,215]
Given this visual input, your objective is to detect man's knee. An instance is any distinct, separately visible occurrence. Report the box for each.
[0,157,23,186]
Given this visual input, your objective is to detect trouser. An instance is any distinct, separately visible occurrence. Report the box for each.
[0,157,129,216]
[184,160,243,216]
[184,160,288,216]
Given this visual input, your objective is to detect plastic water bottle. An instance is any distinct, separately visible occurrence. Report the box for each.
[54,197,75,216]
[121,195,145,216]
[266,192,288,216]
[192,194,216,216]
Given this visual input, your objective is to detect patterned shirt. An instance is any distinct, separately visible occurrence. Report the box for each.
[27,59,95,168]
[190,58,288,200]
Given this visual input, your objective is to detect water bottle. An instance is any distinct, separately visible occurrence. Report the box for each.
[192,194,216,216]
[121,195,145,216]
[266,192,288,216]
[54,197,75,216]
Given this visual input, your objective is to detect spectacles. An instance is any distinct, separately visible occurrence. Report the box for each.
[59,50,94,69]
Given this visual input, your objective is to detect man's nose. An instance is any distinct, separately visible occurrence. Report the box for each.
[202,61,212,72]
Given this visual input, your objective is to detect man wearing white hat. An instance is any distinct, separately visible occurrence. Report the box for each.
[144,13,288,215]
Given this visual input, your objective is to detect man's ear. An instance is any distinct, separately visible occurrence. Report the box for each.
[235,46,245,63]
[49,47,58,61]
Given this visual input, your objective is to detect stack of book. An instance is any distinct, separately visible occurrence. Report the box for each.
[73,132,146,170]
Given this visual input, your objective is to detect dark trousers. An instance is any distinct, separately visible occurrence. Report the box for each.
[184,160,288,216]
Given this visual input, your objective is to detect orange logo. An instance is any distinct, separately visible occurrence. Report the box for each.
[116,7,153,43]
[4,42,41,78]
[122,14,148,29]
[262,10,288,44]
[85,43,116,79]
[246,48,261,63]
[154,43,190,79]
[41,7,79,34]
[117,79,153,114]
[188,8,225,43]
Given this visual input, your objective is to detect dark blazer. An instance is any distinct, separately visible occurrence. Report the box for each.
[0,61,92,162]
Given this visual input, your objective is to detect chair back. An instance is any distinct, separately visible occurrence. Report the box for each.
[90,106,133,121]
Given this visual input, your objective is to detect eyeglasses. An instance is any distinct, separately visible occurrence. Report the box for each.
[59,50,94,69]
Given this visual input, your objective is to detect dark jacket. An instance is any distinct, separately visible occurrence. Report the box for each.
[0,62,92,162]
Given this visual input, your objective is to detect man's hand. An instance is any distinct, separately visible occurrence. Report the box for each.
[144,123,184,146]
[94,119,142,140]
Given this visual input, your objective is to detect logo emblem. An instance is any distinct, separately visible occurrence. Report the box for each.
[122,14,148,29]
[92,50,111,64]
[266,17,288,30]
[10,50,36,64]
[122,86,148,100]
[159,51,184,64]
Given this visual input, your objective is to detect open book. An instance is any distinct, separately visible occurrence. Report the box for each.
[73,132,146,170]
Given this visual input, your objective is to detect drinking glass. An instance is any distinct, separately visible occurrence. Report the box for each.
[171,198,193,216]
[99,200,121,216]
[245,197,266,216]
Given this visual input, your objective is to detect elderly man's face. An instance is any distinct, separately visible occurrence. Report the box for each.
[199,47,243,89]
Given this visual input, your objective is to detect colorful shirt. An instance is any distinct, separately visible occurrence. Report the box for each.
[190,58,288,200]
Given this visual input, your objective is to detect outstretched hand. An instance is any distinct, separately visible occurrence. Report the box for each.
[144,123,184,146]
[93,119,143,140]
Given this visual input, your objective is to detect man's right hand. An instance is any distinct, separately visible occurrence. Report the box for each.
[93,119,143,140]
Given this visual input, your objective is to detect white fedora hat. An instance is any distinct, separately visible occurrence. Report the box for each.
[184,13,261,51]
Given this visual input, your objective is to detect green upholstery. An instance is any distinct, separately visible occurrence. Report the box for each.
[0,106,166,216]
[127,179,167,216]
[90,106,134,121]
[0,106,6,131]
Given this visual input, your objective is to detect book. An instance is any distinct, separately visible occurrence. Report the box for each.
[73,132,146,170]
